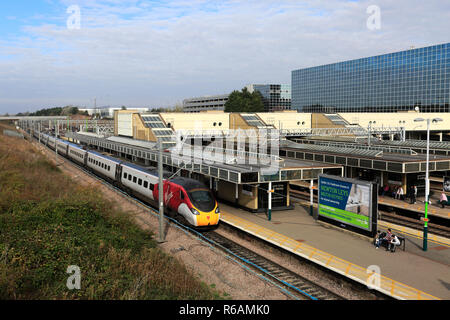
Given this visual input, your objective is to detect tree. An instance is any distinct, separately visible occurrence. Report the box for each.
[224,87,265,113]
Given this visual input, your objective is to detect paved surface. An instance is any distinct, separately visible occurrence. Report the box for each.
[219,202,450,299]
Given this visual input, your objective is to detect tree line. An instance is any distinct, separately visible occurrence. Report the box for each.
[15,106,86,117]
[224,87,264,113]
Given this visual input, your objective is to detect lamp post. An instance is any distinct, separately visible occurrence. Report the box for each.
[158,138,166,243]
[368,121,376,146]
[414,117,443,251]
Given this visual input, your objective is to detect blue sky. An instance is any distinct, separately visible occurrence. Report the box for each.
[1,0,450,114]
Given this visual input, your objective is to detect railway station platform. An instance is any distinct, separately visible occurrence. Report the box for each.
[291,180,450,220]
[378,193,450,220]
[219,202,450,300]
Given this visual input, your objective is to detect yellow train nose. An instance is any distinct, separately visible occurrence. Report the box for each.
[196,209,220,226]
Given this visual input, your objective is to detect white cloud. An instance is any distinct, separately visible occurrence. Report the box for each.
[1,0,450,113]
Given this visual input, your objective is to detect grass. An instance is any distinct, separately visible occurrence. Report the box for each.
[0,123,220,300]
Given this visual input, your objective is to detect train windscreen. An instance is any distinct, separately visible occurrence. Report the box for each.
[188,189,216,212]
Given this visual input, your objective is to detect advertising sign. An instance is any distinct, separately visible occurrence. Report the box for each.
[444,176,450,193]
[318,174,377,237]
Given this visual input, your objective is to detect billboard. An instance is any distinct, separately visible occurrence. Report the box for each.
[318,174,377,237]
[444,176,450,193]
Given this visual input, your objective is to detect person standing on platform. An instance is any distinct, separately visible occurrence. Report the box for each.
[440,191,448,208]
[410,185,417,204]
[396,186,404,200]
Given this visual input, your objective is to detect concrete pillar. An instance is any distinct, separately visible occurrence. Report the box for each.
[402,174,407,199]
[268,182,272,221]
[309,179,314,216]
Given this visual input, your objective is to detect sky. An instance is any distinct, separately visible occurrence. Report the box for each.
[1,0,449,114]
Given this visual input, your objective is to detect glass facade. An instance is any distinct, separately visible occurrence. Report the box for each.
[292,43,450,113]
[251,84,291,112]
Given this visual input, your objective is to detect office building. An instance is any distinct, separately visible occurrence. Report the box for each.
[247,84,291,112]
[292,43,450,113]
[182,94,229,113]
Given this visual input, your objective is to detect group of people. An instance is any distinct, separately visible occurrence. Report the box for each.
[381,184,448,209]
[380,184,418,204]
[374,229,401,252]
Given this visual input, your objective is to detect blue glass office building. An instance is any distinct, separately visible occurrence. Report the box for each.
[248,84,291,112]
[292,43,450,113]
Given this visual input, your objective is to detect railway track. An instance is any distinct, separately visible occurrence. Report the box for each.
[203,231,345,300]
[28,132,347,301]
[290,189,450,239]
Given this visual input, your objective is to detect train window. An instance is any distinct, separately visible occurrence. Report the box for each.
[138,178,142,186]
[128,175,132,181]
[149,184,154,191]
[108,166,110,171]
[180,191,184,200]
[133,176,137,183]
[144,181,148,188]
[124,172,128,179]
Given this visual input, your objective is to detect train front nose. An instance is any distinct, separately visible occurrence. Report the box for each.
[196,205,220,227]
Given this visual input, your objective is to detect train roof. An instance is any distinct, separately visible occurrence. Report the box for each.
[87,150,122,164]
[67,141,85,150]
[121,161,171,178]
[169,176,208,191]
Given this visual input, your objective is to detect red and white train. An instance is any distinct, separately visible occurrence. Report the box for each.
[37,132,220,228]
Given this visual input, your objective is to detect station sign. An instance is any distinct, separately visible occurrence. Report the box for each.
[318,174,378,237]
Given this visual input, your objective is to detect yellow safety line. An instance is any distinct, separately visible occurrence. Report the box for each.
[220,210,441,300]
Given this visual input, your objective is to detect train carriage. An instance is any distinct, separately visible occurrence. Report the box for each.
[86,150,121,181]
[68,143,87,164]
[56,139,69,157]
[120,163,219,228]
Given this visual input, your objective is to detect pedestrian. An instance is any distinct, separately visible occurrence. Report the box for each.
[382,228,393,250]
[388,234,401,252]
[392,186,398,198]
[440,191,448,209]
[382,184,389,196]
[374,230,381,249]
[396,186,404,200]
[410,185,417,204]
